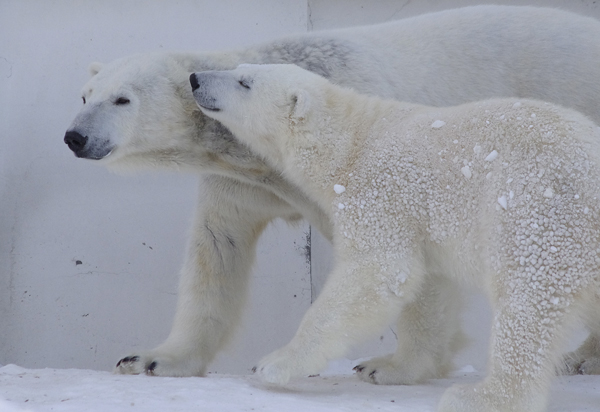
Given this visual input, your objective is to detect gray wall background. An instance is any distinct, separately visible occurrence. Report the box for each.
[1,0,598,374]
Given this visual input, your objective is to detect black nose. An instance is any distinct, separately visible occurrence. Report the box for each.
[64,130,88,153]
[189,73,200,91]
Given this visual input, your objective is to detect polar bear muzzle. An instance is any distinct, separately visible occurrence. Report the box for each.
[64,129,113,160]
[189,72,227,112]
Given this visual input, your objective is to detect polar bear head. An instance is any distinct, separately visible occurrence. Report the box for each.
[65,54,186,164]
[64,53,248,172]
[190,64,330,167]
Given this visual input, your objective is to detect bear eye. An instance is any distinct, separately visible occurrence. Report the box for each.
[238,79,251,89]
[114,97,130,105]
[82,96,86,104]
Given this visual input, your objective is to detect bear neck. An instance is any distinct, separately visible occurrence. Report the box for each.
[165,52,283,177]
[164,53,343,236]
[281,85,414,213]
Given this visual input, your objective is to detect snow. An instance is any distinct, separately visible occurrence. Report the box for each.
[0,364,598,412]
[460,165,472,179]
[334,184,346,194]
[431,120,446,128]
[497,195,507,210]
[484,150,498,162]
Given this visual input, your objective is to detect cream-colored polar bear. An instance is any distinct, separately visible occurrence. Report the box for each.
[190,64,600,412]
[66,5,600,379]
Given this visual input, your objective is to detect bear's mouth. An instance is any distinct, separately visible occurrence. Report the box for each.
[198,104,220,112]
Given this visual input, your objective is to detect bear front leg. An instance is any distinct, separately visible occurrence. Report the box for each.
[115,176,277,376]
[254,258,418,385]
[355,273,466,384]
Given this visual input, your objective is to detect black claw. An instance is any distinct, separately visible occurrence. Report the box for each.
[147,361,157,375]
[353,365,364,372]
[117,356,139,367]
[369,370,377,379]
[251,366,257,373]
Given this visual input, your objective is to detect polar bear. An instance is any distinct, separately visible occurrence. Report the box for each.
[63,5,600,379]
[190,63,600,411]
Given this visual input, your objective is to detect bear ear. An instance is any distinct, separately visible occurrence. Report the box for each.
[88,62,103,77]
[291,89,311,122]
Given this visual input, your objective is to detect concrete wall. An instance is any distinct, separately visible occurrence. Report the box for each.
[1,0,599,375]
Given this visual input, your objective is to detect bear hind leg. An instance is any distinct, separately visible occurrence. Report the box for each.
[354,274,465,385]
[563,291,600,375]
[438,288,576,412]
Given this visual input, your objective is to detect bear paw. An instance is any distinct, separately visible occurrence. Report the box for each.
[353,354,436,385]
[562,355,600,375]
[114,352,206,377]
[114,355,149,375]
[252,360,293,386]
[253,345,325,385]
[574,357,600,375]
[578,357,600,374]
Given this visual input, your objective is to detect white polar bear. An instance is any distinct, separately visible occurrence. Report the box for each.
[63,5,600,379]
[190,63,600,412]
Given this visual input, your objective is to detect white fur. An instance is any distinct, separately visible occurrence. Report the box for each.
[193,63,600,412]
[63,5,600,379]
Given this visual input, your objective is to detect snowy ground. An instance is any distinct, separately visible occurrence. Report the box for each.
[0,363,598,412]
